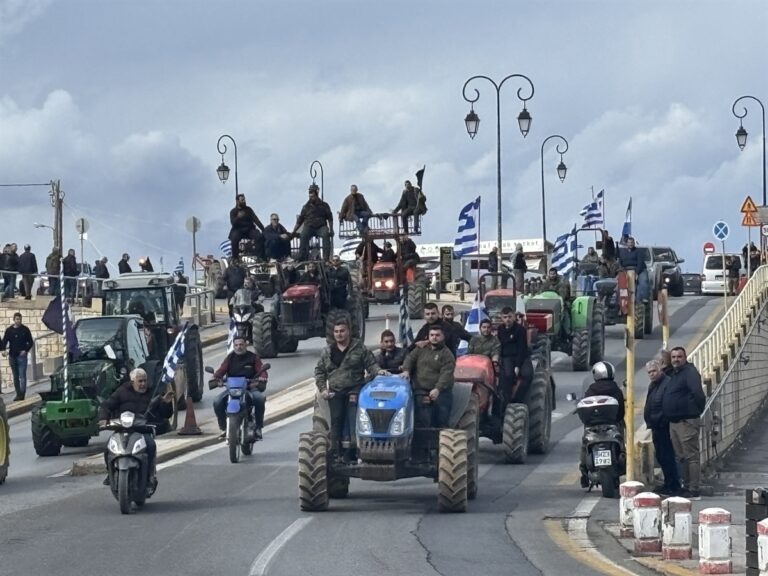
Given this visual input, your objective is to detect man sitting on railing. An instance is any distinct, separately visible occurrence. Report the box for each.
[293,184,334,262]
[339,184,373,236]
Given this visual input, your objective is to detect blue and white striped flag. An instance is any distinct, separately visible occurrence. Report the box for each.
[161,322,189,385]
[457,293,488,355]
[595,189,604,209]
[551,225,578,277]
[620,197,632,245]
[338,238,359,257]
[398,293,414,347]
[453,196,481,258]
[220,239,233,258]
[174,257,184,274]
[580,201,603,228]
[226,318,237,354]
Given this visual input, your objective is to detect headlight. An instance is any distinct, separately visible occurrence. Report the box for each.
[229,388,243,398]
[357,409,372,435]
[664,276,671,284]
[120,411,135,428]
[389,407,406,436]
[374,281,382,288]
[132,436,147,455]
[234,313,243,322]
[107,436,125,455]
[384,280,395,289]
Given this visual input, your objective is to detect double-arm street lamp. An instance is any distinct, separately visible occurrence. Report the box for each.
[540,135,569,245]
[310,160,324,200]
[462,74,535,258]
[732,95,766,207]
[216,134,239,201]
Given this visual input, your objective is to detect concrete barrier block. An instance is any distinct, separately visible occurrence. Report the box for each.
[620,481,645,538]
[43,356,63,373]
[757,519,768,574]
[662,497,692,560]
[633,492,662,554]
[698,508,732,574]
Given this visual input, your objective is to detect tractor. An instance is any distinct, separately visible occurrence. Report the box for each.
[299,374,478,512]
[101,272,205,401]
[249,260,365,358]
[593,270,650,338]
[339,213,428,319]
[30,315,175,457]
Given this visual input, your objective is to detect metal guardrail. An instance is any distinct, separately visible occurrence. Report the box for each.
[184,288,216,326]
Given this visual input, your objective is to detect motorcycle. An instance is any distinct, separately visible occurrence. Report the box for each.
[567,393,626,498]
[230,287,258,343]
[103,411,157,514]
[205,363,270,463]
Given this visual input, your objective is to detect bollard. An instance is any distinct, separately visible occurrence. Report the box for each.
[758,519,768,576]
[633,492,662,553]
[662,497,692,560]
[698,508,732,574]
[620,481,645,538]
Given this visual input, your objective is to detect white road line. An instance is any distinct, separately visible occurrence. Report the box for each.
[249,517,312,576]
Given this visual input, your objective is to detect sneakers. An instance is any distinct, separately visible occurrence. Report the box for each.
[255,428,263,441]
[103,475,110,486]
[580,474,590,488]
[653,484,677,496]
[217,431,227,440]
[676,488,701,500]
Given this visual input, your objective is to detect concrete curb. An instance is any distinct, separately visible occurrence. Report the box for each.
[69,378,316,476]
[5,328,230,420]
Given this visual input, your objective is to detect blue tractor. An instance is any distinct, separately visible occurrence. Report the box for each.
[298,375,478,513]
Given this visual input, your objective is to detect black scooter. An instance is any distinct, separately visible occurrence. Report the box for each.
[104,412,156,514]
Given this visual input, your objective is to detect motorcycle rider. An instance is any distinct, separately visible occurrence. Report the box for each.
[211,335,268,440]
[315,320,384,461]
[579,361,625,487]
[98,367,174,486]
[375,329,407,374]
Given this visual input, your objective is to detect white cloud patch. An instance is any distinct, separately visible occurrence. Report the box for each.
[0,0,51,43]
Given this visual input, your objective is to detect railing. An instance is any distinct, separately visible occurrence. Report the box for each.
[338,213,422,240]
[184,287,216,326]
[0,270,102,306]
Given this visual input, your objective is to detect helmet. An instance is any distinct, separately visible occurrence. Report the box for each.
[591,361,615,381]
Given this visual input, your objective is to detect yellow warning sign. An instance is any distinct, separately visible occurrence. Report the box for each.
[742,212,759,227]
[741,195,758,214]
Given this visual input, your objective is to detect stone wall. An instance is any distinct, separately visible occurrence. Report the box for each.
[0,297,100,393]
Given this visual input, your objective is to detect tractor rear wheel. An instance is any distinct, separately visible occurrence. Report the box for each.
[253,313,278,358]
[185,327,204,402]
[437,429,468,513]
[298,432,329,511]
[527,368,552,455]
[62,437,90,448]
[407,283,427,320]
[531,333,551,369]
[456,394,479,500]
[278,334,299,354]
[634,303,646,340]
[0,399,9,484]
[31,406,62,457]
[590,303,605,363]
[571,328,591,371]
[502,403,528,464]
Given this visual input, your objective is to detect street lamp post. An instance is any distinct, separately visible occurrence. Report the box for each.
[462,74,535,258]
[732,95,766,207]
[310,160,324,200]
[216,134,239,201]
[540,135,569,246]
[34,222,56,250]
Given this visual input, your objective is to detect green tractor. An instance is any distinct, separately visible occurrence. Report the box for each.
[31,315,173,457]
[524,291,604,372]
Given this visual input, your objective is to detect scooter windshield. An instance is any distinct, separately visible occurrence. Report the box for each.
[232,289,254,307]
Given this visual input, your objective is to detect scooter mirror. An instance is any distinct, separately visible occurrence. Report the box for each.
[262,363,271,371]
[204,366,215,374]
[566,393,577,402]
[104,345,116,360]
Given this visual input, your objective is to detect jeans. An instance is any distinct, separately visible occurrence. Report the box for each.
[64,278,76,299]
[48,276,60,296]
[298,225,331,261]
[22,275,35,299]
[229,228,265,260]
[2,273,16,298]
[265,237,291,260]
[414,389,454,428]
[670,418,701,492]
[9,354,28,398]
[636,270,650,302]
[354,210,372,234]
[652,424,681,491]
[213,389,266,431]
[500,356,534,404]
[328,387,360,452]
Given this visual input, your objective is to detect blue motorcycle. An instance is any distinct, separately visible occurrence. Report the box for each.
[206,364,270,463]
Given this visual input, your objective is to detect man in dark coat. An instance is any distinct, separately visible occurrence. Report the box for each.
[327,255,350,309]
[263,213,292,261]
[18,244,38,300]
[62,248,78,299]
[644,359,681,495]
[497,307,533,403]
[1,312,34,400]
[118,253,132,274]
[375,329,407,374]
[229,194,265,261]
[440,304,473,356]
[488,246,499,289]
[293,184,334,262]
[339,184,373,235]
[2,243,19,299]
[409,302,455,354]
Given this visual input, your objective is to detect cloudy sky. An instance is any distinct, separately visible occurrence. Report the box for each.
[1,0,767,274]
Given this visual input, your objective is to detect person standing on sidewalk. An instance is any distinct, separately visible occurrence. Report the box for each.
[45,248,61,296]
[511,243,527,292]
[18,244,38,300]
[662,346,706,499]
[644,359,681,496]
[0,313,34,401]
[488,246,499,289]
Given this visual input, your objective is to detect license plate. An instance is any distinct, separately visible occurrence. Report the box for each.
[715,275,723,280]
[594,449,612,467]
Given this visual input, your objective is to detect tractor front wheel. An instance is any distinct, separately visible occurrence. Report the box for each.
[437,429,468,513]
[31,406,62,457]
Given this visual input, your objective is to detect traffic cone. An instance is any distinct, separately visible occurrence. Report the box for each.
[177,392,202,436]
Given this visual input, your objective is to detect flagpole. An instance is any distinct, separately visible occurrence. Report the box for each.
[476,197,481,294]
[591,186,599,247]
[60,258,69,404]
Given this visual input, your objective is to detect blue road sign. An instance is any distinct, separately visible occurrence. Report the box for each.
[713,221,729,241]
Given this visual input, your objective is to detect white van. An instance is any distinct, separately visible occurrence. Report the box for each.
[701,253,745,295]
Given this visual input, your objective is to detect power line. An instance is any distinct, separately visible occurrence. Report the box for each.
[0,183,52,187]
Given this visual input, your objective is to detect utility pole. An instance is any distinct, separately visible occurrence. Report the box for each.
[49,180,64,253]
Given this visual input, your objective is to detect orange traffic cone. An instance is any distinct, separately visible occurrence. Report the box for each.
[177,393,202,436]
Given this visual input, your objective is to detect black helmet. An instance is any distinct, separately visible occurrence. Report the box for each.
[591,361,615,381]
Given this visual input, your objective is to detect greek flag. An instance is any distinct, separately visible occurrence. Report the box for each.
[457,293,488,355]
[398,293,414,347]
[595,189,604,209]
[551,225,578,277]
[580,201,603,228]
[620,197,632,245]
[161,322,189,385]
[174,257,184,274]
[453,196,481,258]
[338,238,359,257]
[226,318,237,354]
[220,239,233,258]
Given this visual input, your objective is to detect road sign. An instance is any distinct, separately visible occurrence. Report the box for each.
[741,195,758,214]
[762,225,768,237]
[742,212,759,227]
[185,216,201,234]
[713,221,729,241]
[703,241,716,255]
[75,218,90,234]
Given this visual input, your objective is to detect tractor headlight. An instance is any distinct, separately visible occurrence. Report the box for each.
[357,409,372,435]
[131,436,147,455]
[384,280,395,289]
[119,411,135,428]
[664,276,671,284]
[108,436,125,455]
[374,281,382,288]
[389,407,406,436]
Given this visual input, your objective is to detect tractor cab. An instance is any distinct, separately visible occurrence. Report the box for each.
[477,273,517,325]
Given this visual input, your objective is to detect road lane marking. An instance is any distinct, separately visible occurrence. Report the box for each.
[557,471,580,486]
[249,517,312,576]
[544,496,639,576]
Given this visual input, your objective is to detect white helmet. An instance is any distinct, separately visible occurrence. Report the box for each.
[591,361,615,381]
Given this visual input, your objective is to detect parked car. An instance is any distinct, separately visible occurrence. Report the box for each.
[701,253,745,295]
[681,273,703,295]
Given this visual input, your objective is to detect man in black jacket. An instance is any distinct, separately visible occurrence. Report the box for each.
[118,253,132,274]
[375,329,406,374]
[644,359,681,495]
[62,248,78,300]
[98,367,174,486]
[2,243,19,299]
[263,213,292,261]
[18,244,38,300]
[662,346,705,498]
[410,303,455,354]
[327,256,350,309]
[229,194,266,261]
[440,304,473,356]
[497,307,533,403]
[293,184,334,262]
[1,312,34,400]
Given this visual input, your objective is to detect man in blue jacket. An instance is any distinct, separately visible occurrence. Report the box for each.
[618,237,649,302]
[662,346,706,499]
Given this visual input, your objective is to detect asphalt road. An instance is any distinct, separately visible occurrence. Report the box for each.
[0,296,720,576]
